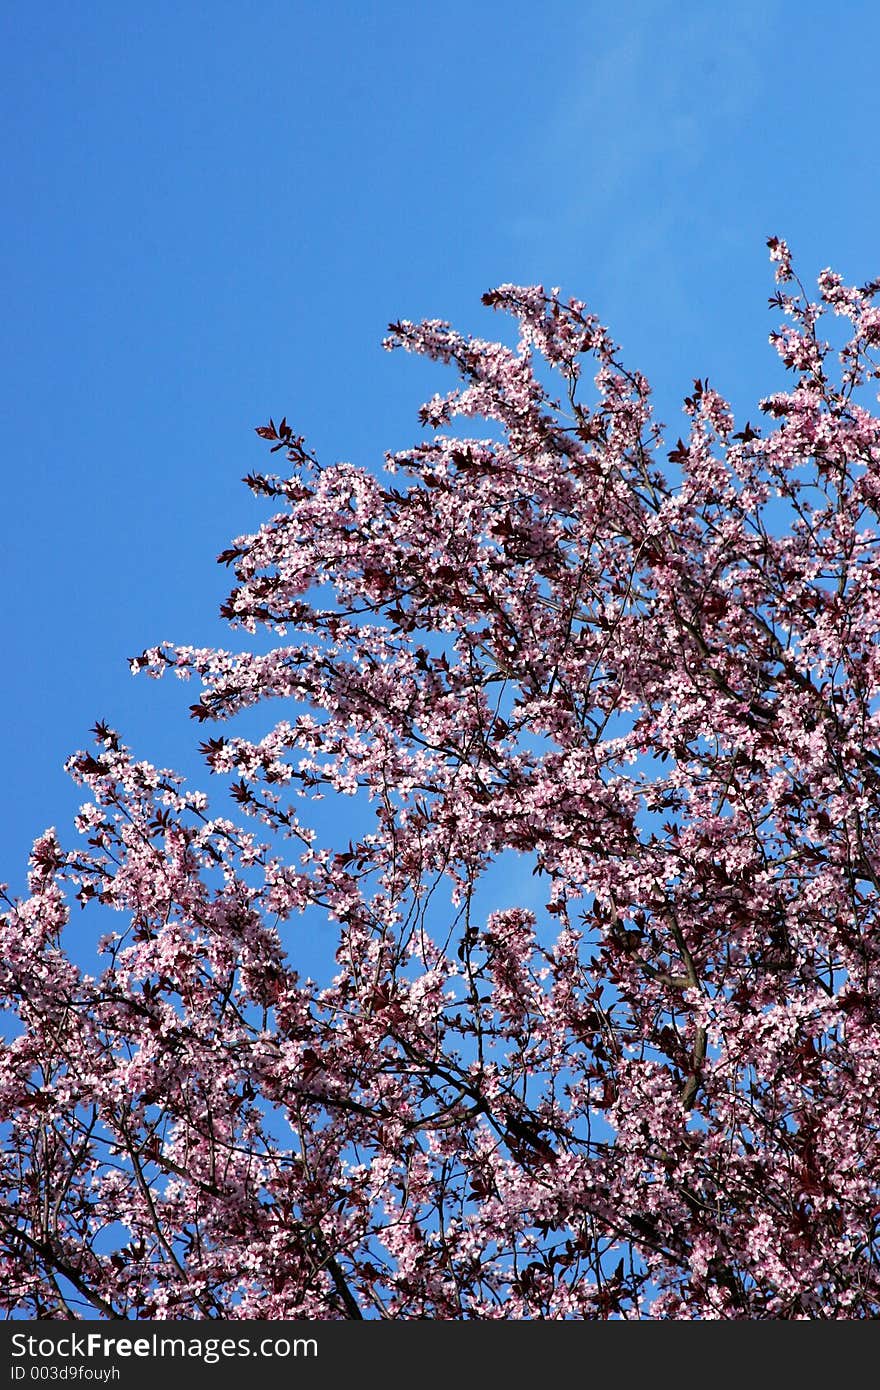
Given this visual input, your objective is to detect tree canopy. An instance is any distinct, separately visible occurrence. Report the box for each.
[4,241,880,1318]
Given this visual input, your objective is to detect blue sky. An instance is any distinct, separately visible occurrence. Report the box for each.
[3,0,880,897]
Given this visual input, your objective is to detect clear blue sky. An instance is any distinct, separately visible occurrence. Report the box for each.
[3,0,880,894]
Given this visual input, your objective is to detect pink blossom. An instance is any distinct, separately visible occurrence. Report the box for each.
[3,243,880,1318]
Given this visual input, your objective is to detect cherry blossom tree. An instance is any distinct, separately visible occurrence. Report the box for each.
[3,240,880,1319]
